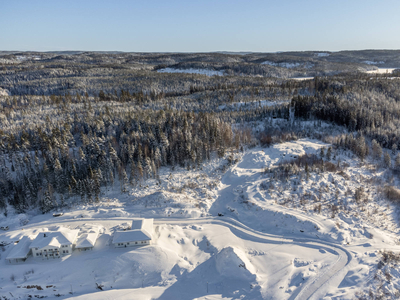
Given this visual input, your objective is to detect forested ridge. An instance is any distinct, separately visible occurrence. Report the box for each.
[0,104,241,214]
[1,51,400,215]
[292,74,400,150]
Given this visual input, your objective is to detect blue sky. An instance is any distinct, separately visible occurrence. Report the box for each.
[1,0,399,52]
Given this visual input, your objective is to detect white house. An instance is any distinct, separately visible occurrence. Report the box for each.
[75,232,99,251]
[29,227,79,259]
[75,224,101,251]
[112,218,153,248]
[6,236,35,263]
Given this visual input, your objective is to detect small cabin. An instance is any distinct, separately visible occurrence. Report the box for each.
[112,218,153,248]
[75,232,99,251]
[6,236,34,263]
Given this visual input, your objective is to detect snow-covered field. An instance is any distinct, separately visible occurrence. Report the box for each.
[366,68,397,74]
[157,68,224,76]
[290,77,314,81]
[261,61,314,69]
[1,139,400,299]
[218,100,290,111]
[363,61,384,65]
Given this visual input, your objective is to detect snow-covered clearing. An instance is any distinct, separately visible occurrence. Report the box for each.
[291,77,314,81]
[261,61,314,69]
[157,68,224,76]
[316,53,330,57]
[363,61,384,65]
[366,68,397,74]
[1,139,400,299]
[218,99,289,111]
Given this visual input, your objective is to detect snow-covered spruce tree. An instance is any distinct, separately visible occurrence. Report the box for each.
[60,194,65,207]
[383,152,391,168]
[41,186,53,214]
[120,169,128,193]
[54,158,64,194]
[395,153,400,171]
[85,179,94,203]
[93,170,101,202]
[372,139,383,161]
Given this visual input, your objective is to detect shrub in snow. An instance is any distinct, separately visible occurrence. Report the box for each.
[383,186,400,204]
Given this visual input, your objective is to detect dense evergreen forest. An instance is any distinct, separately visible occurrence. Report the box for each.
[1,51,400,215]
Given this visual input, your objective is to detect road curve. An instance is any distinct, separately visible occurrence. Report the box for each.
[155,217,351,300]
[18,215,351,299]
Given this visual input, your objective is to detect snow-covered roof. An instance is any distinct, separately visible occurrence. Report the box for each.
[131,218,153,235]
[6,236,34,260]
[112,218,153,244]
[29,228,79,250]
[131,219,143,230]
[76,232,99,248]
[112,230,151,244]
[48,238,61,248]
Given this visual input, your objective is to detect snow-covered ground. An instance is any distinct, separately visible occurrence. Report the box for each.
[315,53,330,57]
[218,99,289,111]
[363,60,384,65]
[0,88,10,96]
[261,61,314,69]
[157,68,225,76]
[1,139,400,299]
[290,77,314,81]
[366,68,397,74]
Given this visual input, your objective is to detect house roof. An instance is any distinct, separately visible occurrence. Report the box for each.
[29,228,79,250]
[112,218,153,244]
[76,232,99,248]
[6,236,34,260]
[131,219,144,230]
[112,229,151,244]
[48,237,61,248]
[131,218,153,234]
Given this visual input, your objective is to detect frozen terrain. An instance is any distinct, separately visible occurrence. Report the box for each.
[218,100,290,111]
[315,53,330,57]
[1,139,400,299]
[366,68,396,74]
[157,68,225,76]
[261,61,314,69]
[363,61,384,65]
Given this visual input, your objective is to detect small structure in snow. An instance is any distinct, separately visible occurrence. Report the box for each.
[6,236,35,263]
[112,218,153,248]
[0,226,9,231]
[75,232,99,251]
[117,222,131,231]
[29,227,79,259]
[53,213,64,217]
[75,225,101,251]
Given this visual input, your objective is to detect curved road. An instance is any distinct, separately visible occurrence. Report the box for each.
[18,215,351,300]
[9,146,353,299]
[158,217,351,300]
